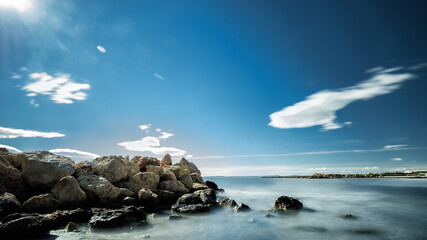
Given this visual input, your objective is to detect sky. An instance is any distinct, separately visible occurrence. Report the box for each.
[1,0,427,176]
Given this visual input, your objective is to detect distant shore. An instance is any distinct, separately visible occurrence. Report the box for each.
[262,171,427,179]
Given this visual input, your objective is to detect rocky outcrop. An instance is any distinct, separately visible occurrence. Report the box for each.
[21,193,59,213]
[190,173,204,184]
[0,192,21,219]
[234,203,250,212]
[138,188,159,212]
[132,156,159,171]
[0,161,25,198]
[176,158,201,175]
[159,180,189,194]
[89,206,146,228]
[179,174,193,190]
[76,175,120,202]
[217,197,237,208]
[126,172,160,193]
[171,188,217,213]
[51,176,86,208]
[165,165,189,179]
[21,151,75,189]
[75,161,95,177]
[273,196,303,211]
[161,154,172,166]
[93,156,128,184]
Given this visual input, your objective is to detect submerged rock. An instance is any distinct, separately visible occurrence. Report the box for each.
[217,197,237,208]
[234,203,250,212]
[343,214,358,220]
[273,196,303,211]
[169,215,182,220]
[21,193,59,213]
[51,176,86,208]
[89,206,146,228]
[93,156,128,184]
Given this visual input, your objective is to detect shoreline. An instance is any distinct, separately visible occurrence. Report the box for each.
[262,171,427,179]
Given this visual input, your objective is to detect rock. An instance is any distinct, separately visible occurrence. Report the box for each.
[192,183,209,191]
[75,161,95,177]
[21,193,59,213]
[93,156,128,184]
[217,197,237,208]
[152,190,177,207]
[122,197,137,206]
[273,196,303,211]
[161,169,177,181]
[190,173,204,184]
[127,172,160,193]
[65,222,77,232]
[0,152,28,170]
[161,154,172,166]
[117,188,135,200]
[124,159,139,179]
[169,215,182,220]
[132,156,159,172]
[21,151,75,189]
[76,175,120,202]
[51,176,86,208]
[205,180,219,190]
[176,158,201,175]
[0,147,8,153]
[0,163,25,198]
[138,188,159,212]
[146,165,164,176]
[171,189,216,213]
[179,174,193,190]
[159,180,189,194]
[171,203,213,213]
[0,192,21,219]
[234,203,250,212]
[343,214,358,220]
[89,206,146,228]
[164,165,188,179]
[264,214,275,218]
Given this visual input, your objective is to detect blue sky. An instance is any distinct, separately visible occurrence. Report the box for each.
[1,0,427,175]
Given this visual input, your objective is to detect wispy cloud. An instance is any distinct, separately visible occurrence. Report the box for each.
[21,72,91,104]
[49,148,100,159]
[391,157,403,161]
[97,45,106,53]
[0,144,22,153]
[0,126,65,139]
[158,131,174,140]
[408,62,427,70]
[154,73,164,80]
[384,144,407,150]
[269,67,415,131]
[29,99,39,107]
[155,128,162,132]
[138,124,151,130]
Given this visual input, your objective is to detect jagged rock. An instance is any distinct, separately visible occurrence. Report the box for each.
[205,180,219,190]
[164,165,188,179]
[159,180,189,194]
[0,162,25,198]
[161,169,177,181]
[21,193,59,213]
[176,158,201,175]
[161,154,172,166]
[89,206,146,228]
[179,174,193,190]
[127,172,160,193]
[217,197,237,208]
[93,156,128,184]
[146,165,164,176]
[234,203,250,212]
[153,190,177,207]
[0,152,28,170]
[65,222,78,232]
[0,192,21,219]
[76,175,120,202]
[138,188,159,212]
[192,183,209,191]
[125,159,139,179]
[171,188,216,213]
[171,203,213,213]
[190,173,204,184]
[132,156,159,171]
[21,151,75,189]
[75,161,95,177]
[51,176,86,208]
[273,196,303,211]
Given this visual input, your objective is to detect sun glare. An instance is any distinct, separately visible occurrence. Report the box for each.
[0,0,32,12]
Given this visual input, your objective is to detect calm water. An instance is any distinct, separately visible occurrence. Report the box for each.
[51,177,427,240]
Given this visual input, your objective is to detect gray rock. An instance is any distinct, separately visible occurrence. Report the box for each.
[93,156,128,184]
[146,165,164,176]
[273,196,303,211]
[51,176,86,208]
[217,197,237,208]
[159,180,189,194]
[132,156,159,172]
[161,154,172,166]
[127,172,160,193]
[138,188,159,212]
[164,165,189,179]
[77,175,120,202]
[190,173,204,184]
[179,174,193,190]
[234,203,250,212]
[205,180,219,190]
[21,193,59,213]
[161,169,177,181]
[0,192,21,218]
[0,162,25,198]
[152,190,177,206]
[176,158,201,175]
[89,206,146,228]
[65,222,77,232]
[75,161,95,177]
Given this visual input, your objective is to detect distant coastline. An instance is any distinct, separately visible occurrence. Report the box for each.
[262,170,427,179]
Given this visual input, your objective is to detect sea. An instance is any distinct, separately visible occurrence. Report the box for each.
[51,177,427,240]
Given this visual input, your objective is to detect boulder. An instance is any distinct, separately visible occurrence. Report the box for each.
[217,197,237,208]
[205,180,219,190]
[93,156,128,184]
[117,188,135,200]
[75,161,95,177]
[0,152,28,170]
[164,165,188,179]
[146,165,164,176]
[0,192,21,219]
[179,174,193,190]
[234,203,250,212]
[21,151,75,189]
[0,147,8,153]
[171,204,213,213]
[51,176,86,208]
[153,190,177,207]
[190,173,204,184]
[176,158,201,175]
[76,175,120,202]
[125,159,140,178]
[158,180,189,194]
[138,188,159,212]
[171,188,216,213]
[273,196,303,211]
[132,156,159,171]
[192,183,209,191]
[161,169,177,181]
[161,154,172,166]
[65,222,78,232]
[21,193,59,213]
[89,206,146,228]
[0,163,25,198]
[122,197,137,206]
[127,172,160,193]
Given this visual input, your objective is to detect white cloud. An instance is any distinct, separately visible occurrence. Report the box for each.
[22,72,90,104]
[11,74,22,79]
[138,124,151,130]
[0,126,65,139]
[154,73,164,80]
[118,136,186,156]
[49,148,100,159]
[155,128,162,132]
[29,99,39,107]
[269,67,415,131]
[97,45,106,53]
[158,131,174,140]
[384,144,408,150]
[0,144,22,153]
[391,157,403,161]
[186,155,193,158]
[408,62,427,70]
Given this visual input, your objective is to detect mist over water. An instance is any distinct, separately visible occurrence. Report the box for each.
[52,177,427,240]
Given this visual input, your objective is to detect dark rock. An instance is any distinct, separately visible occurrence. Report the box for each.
[138,188,159,213]
[132,156,159,172]
[273,196,303,211]
[295,226,328,232]
[0,192,21,219]
[171,203,213,213]
[65,222,78,232]
[264,214,275,218]
[75,161,95,177]
[343,214,357,220]
[205,181,219,190]
[153,190,178,207]
[122,197,137,206]
[0,161,25,199]
[158,180,188,194]
[51,176,86,208]
[179,174,193,190]
[89,206,146,228]
[234,203,250,212]
[21,193,59,213]
[217,197,237,208]
[169,215,182,220]
[0,148,8,153]
[171,189,217,213]
[161,154,172,166]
